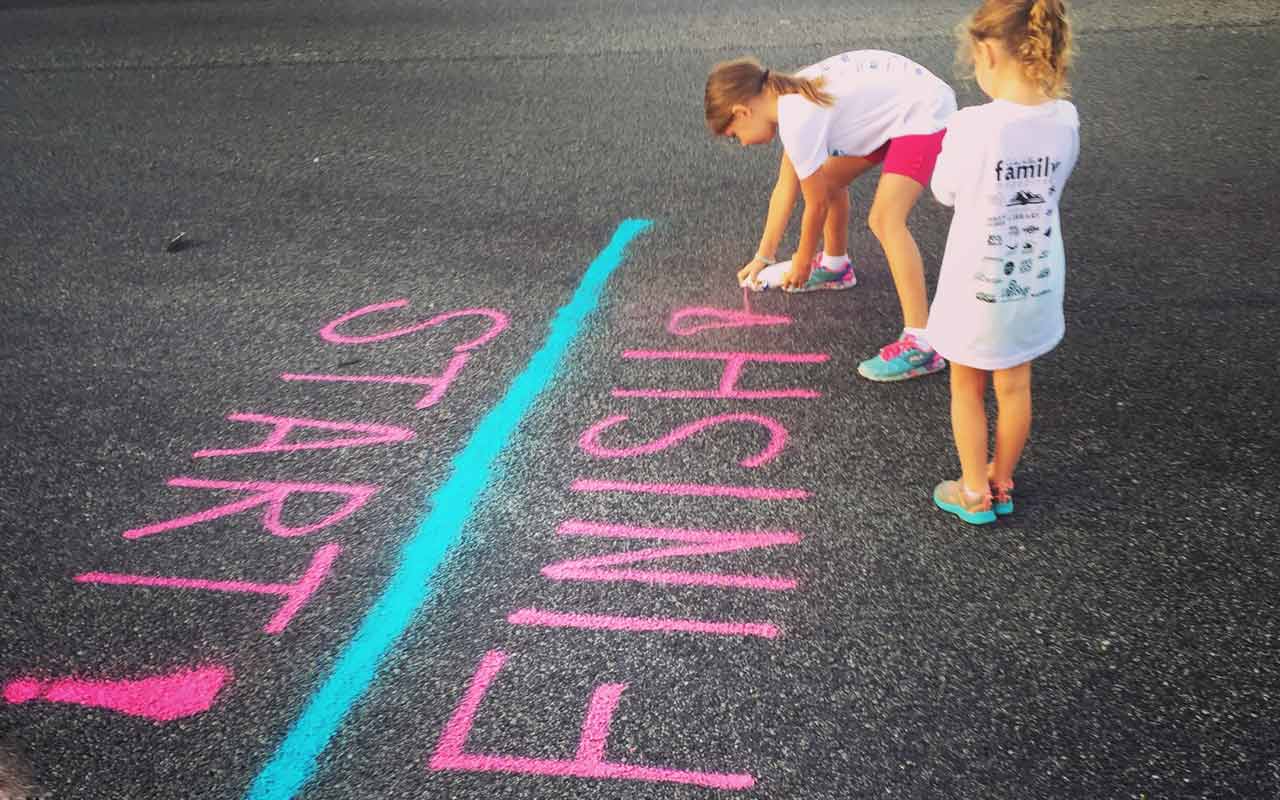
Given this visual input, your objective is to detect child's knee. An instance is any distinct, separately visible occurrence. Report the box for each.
[867,206,903,240]
[993,366,1031,398]
[949,363,988,394]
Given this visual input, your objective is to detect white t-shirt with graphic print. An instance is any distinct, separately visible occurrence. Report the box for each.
[926,99,1080,371]
[776,50,957,180]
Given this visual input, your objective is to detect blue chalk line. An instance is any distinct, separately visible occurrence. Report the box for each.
[245,218,653,800]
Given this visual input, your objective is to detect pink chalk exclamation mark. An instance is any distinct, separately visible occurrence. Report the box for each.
[3,666,231,723]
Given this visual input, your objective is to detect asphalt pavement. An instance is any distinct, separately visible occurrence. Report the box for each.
[2,1,1278,799]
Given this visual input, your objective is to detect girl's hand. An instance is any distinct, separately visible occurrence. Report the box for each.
[737,256,771,289]
[782,258,812,291]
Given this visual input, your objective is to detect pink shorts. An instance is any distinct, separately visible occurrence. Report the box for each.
[862,128,947,187]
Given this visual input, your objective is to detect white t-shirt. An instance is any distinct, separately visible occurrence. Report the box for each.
[926,99,1080,370]
[776,50,957,179]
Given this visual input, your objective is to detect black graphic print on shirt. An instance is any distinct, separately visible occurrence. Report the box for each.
[975,154,1064,302]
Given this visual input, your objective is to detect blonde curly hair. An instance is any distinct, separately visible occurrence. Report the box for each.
[958,0,1074,97]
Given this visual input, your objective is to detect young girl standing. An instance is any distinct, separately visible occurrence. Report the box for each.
[927,0,1078,523]
[705,50,958,382]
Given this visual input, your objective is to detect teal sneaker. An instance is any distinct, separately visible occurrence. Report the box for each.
[991,485,1014,516]
[987,463,1015,515]
[857,333,945,382]
[933,480,997,525]
[783,255,856,293]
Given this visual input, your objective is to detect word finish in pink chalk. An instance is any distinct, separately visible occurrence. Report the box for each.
[75,543,340,634]
[508,608,779,639]
[666,306,791,337]
[430,650,754,791]
[613,350,828,400]
[319,301,508,350]
[123,478,377,540]
[544,520,799,590]
[194,414,414,458]
[282,352,469,410]
[578,412,788,468]
[3,666,231,723]
[571,478,810,501]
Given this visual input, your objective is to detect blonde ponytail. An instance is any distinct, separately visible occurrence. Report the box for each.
[961,0,1074,98]
[762,70,834,107]
[1023,0,1073,96]
[705,58,834,135]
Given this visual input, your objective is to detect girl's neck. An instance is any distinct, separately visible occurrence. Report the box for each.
[757,90,779,124]
[988,68,1053,107]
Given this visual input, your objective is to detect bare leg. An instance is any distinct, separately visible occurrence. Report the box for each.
[991,361,1033,485]
[949,362,990,494]
[868,173,929,330]
[824,188,850,258]
[821,155,878,259]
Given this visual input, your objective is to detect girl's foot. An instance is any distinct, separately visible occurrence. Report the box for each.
[986,463,1015,516]
[784,254,856,293]
[933,480,996,525]
[857,333,945,382]
[742,257,856,292]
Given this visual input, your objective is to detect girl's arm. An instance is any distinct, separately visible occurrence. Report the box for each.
[738,153,800,287]
[757,153,800,259]
[930,120,963,207]
[781,165,831,290]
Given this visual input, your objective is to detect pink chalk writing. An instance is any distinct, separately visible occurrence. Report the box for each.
[578,413,788,468]
[75,543,340,634]
[194,414,414,458]
[666,306,791,337]
[429,650,755,790]
[570,478,810,501]
[282,352,469,410]
[3,666,231,723]
[576,681,623,762]
[613,350,828,400]
[123,478,377,540]
[319,301,508,350]
[542,520,800,591]
[508,608,779,639]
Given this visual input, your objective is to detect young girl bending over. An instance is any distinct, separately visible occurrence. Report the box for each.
[705,51,958,382]
[928,0,1078,523]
